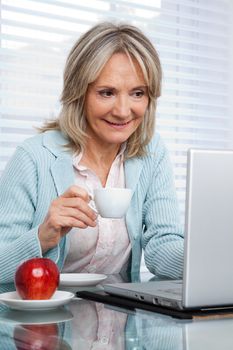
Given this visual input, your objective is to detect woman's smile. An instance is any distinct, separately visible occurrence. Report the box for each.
[103,119,133,130]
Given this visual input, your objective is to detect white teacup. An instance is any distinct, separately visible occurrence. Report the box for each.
[93,188,132,218]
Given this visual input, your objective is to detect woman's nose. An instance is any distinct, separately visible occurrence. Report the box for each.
[112,95,131,119]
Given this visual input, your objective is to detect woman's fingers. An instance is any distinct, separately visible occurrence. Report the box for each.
[54,197,96,218]
[57,206,97,227]
[52,185,97,223]
[60,185,90,201]
[50,198,97,227]
[38,185,97,253]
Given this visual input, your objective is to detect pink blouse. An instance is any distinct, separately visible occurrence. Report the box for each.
[62,146,131,274]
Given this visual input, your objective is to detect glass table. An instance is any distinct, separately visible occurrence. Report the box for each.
[1,276,233,349]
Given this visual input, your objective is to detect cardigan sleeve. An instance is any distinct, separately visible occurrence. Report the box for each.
[142,138,184,279]
[0,146,57,283]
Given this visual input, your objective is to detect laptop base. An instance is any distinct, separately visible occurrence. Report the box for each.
[76,290,233,320]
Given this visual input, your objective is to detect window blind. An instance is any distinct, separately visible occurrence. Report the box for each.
[0,0,232,219]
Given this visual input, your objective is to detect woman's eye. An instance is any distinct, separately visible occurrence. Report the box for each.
[99,90,113,97]
[133,90,145,98]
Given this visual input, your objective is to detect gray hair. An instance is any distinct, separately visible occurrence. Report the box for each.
[40,22,162,158]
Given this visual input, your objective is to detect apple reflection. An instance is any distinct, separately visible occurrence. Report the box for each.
[14,323,58,349]
[0,303,73,349]
[13,323,72,350]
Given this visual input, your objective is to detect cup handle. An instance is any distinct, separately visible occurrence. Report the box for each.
[86,186,98,214]
[88,201,98,214]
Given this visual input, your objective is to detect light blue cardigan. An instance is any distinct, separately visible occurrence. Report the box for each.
[0,130,184,283]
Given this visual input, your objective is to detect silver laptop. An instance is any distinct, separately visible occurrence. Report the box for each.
[104,148,233,310]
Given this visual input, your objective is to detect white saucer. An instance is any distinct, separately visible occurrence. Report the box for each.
[0,291,74,311]
[59,273,107,287]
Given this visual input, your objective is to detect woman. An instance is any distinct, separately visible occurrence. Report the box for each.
[0,22,184,283]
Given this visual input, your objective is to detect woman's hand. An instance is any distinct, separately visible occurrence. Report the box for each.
[38,186,97,254]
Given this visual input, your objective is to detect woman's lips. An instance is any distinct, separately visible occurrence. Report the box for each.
[104,120,132,130]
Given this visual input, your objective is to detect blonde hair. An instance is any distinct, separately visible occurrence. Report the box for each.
[40,22,162,158]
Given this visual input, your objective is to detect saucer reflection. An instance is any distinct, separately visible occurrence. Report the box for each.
[0,307,73,325]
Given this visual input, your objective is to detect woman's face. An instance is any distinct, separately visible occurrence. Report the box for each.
[85,53,149,149]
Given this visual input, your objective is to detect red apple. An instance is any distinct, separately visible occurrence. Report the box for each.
[14,258,60,300]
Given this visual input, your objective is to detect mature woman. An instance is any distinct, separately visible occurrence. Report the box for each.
[0,22,183,283]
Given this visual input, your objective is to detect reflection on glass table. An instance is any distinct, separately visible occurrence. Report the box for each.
[1,273,233,350]
[0,297,233,349]
[0,306,73,349]
[128,309,233,350]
